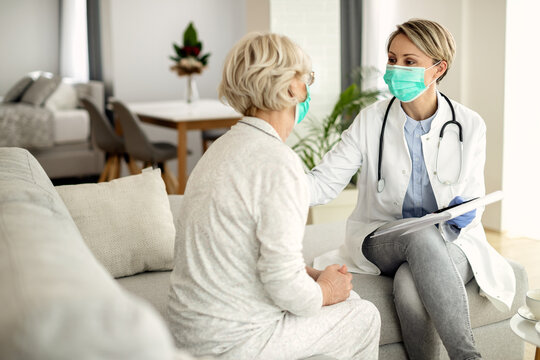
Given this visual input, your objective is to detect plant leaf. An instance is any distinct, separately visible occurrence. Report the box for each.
[173,43,183,57]
[183,22,198,46]
[200,53,211,65]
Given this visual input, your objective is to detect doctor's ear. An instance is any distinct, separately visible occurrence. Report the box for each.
[434,60,448,82]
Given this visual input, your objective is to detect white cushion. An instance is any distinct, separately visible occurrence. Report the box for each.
[0,147,175,360]
[45,81,79,111]
[56,168,176,278]
[52,109,90,144]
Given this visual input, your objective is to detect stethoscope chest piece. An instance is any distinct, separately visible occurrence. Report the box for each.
[377,178,385,193]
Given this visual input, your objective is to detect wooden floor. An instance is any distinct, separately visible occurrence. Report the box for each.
[485,230,540,360]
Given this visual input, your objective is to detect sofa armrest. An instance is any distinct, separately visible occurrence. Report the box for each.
[73,80,105,113]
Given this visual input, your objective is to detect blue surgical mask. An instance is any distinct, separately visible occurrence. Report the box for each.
[383,61,441,102]
[295,85,311,125]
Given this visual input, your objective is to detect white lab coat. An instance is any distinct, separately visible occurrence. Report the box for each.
[307,91,516,311]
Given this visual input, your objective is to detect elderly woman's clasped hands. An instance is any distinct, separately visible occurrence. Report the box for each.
[315,264,354,305]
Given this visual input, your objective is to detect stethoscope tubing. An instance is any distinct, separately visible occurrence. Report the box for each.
[377,92,462,193]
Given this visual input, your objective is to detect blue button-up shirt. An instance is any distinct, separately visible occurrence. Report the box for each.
[402,110,438,218]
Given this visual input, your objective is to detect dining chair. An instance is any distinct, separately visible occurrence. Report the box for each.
[111,100,179,194]
[202,129,228,152]
[80,98,140,182]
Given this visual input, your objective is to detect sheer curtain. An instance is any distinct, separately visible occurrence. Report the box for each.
[59,0,89,81]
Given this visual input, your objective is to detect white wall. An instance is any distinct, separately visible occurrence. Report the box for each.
[460,0,507,230]
[502,0,540,238]
[246,0,270,33]
[105,0,246,173]
[0,0,60,95]
[269,0,341,147]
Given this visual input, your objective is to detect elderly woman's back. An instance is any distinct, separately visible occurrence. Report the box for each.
[168,116,320,356]
[167,33,380,360]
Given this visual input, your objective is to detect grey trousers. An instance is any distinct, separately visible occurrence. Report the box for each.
[362,223,481,360]
[222,298,381,360]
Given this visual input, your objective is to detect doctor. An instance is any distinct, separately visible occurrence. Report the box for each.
[307,19,515,360]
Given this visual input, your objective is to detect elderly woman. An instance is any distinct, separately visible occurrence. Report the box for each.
[307,19,515,360]
[167,33,381,360]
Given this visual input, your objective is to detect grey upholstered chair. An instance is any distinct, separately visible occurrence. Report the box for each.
[111,100,179,194]
[81,98,140,182]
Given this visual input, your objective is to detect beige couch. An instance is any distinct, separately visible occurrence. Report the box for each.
[28,80,106,179]
[0,147,527,359]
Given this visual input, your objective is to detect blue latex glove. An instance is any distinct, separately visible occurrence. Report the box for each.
[446,196,476,229]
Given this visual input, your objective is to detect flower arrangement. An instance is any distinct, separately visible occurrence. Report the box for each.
[170,22,211,76]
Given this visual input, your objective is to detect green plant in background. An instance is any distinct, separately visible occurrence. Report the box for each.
[170,22,211,76]
[293,66,385,175]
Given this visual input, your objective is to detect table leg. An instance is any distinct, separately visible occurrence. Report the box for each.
[177,123,188,194]
[535,347,540,360]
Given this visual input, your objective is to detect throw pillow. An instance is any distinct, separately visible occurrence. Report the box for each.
[2,75,34,103]
[44,82,79,111]
[56,168,176,278]
[20,75,61,106]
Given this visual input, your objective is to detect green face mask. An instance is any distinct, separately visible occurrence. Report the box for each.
[383,61,441,102]
[295,85,311,125]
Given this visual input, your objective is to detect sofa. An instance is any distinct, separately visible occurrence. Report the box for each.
[28,80,106,180]
[1,72,105,179]
[0,147,527,359]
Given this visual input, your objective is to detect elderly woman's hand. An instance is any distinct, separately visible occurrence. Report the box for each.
[306,266,322,281]
[317,264,353,306]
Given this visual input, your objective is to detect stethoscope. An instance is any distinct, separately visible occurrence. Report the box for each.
[377,92,463,193]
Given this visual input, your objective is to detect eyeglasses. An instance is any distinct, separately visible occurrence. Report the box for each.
[304,71,315,86]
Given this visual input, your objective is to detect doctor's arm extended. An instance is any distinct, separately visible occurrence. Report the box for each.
[306,117,363,206]
[256,171,352,315]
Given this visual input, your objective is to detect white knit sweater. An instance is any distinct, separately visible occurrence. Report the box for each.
[167,117,323,357]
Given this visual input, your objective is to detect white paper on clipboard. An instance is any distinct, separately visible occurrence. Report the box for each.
[371,190,504,238]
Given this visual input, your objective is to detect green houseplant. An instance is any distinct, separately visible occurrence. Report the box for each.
[293,67,384,173]
[295,67,384,223]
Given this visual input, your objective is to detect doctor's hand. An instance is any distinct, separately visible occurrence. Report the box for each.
[317,264,353,306]
[446,196,476,229]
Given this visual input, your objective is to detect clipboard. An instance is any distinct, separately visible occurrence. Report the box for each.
[371,191,504,238]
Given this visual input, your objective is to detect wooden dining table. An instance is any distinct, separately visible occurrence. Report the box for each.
[126,99,242,194]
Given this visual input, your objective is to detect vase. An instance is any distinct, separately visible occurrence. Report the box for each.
[185,74,199,103]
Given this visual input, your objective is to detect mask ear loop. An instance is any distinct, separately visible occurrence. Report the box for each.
[426,60,443,88]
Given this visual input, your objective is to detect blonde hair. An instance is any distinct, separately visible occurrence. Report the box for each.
[218,32,312,116]
[387,19,456,82]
